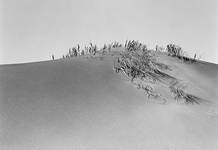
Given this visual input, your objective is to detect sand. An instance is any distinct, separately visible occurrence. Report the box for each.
[0,50,218,150]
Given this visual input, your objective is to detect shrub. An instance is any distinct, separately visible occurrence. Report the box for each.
[114,43,161,83]
[166,44,183,57]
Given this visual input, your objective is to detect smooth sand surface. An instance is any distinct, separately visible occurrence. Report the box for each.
[0,52,218,150]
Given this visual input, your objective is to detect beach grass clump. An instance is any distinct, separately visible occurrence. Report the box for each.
[88,43,98,55]
[100,42,122,55]
[124,40,147,52]
[169,85,200,104]
[110,41,122,48]
[166,44,183,57]
[114,40,176,83]
[114,41,168,98]
[115,50,157,81]
[62,43,98,59]
[166,44,196,63]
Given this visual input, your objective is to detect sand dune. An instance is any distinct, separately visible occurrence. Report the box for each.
[0,51,218,150]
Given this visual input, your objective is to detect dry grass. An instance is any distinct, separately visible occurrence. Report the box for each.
[166,44,197,63]
[63,43,98,58]
[169,85,201,104]
[60,41,203,104]
[114,41,202,104]
[114,41,168,99]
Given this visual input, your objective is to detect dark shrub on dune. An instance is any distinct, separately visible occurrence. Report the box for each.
[166,44,196,63]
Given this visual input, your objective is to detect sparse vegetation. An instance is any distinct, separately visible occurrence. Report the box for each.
[58,41,200,65]
[166,44,183,57]
[166,44,197,63]
[124,40,147,52]
[113,40,201,104]
[110,41,122,48]
[114,40,169,100]
[169,84,201,104]
[57,40,202,104]
[62,43,98,59]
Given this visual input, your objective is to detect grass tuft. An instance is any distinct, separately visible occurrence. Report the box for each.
[166,44,197,63]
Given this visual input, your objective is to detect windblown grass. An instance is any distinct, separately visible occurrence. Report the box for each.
[63,43,98,59]
[169,85,201,104]
[114,41,169,99]
[166,44,197,63]
[59,40,203,104]
[114,41,202,104]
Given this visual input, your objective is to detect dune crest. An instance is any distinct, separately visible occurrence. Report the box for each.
[0,44,218,150]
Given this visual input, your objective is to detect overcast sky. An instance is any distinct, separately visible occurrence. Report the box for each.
[0,0,217,64]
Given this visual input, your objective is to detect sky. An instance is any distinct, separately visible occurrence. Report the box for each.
[0,0,217,64]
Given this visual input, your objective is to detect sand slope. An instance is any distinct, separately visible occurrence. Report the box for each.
[0,52,218,150]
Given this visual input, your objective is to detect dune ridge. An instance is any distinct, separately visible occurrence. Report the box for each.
[0,46,218,150]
